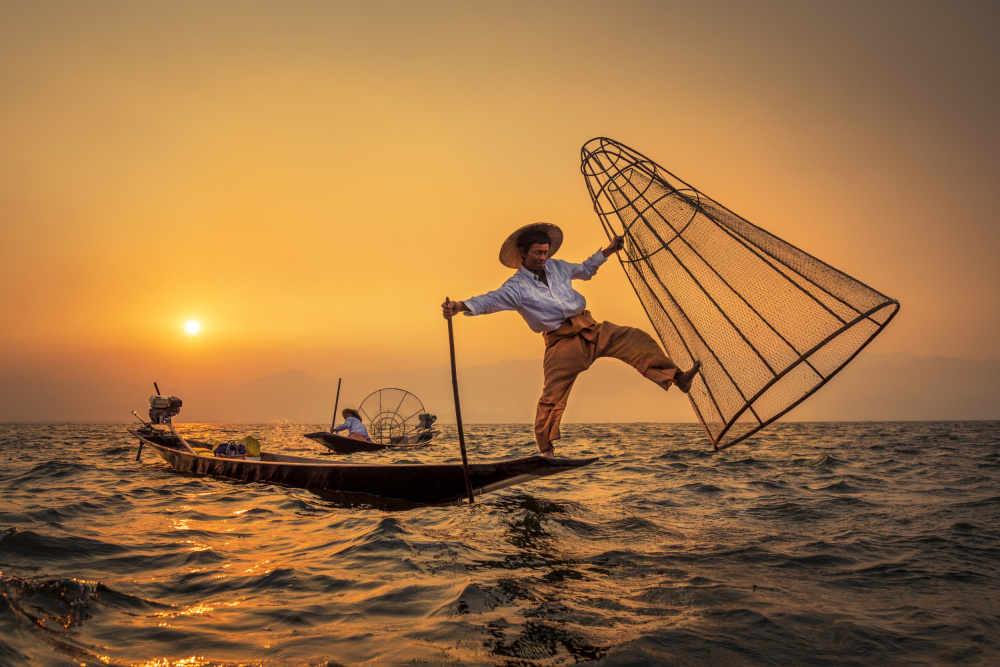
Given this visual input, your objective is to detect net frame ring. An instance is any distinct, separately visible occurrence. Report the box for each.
[583,140,696,260]
[357,388,428,444]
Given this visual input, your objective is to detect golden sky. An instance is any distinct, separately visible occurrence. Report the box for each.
[2,0,998,387]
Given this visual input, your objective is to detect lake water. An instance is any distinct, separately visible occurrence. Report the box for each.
[1,421,998,666]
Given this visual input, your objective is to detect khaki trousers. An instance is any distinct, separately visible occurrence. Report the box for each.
[534,310,679,453]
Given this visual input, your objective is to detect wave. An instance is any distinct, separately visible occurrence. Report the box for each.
[1,422,999,665]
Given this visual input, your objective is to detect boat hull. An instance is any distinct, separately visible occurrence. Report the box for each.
[129,429,597,505]
[302,430,438,453]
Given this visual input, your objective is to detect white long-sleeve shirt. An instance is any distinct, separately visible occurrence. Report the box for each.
[463,249,608,333]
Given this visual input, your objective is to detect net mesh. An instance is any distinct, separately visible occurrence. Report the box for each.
[580,137,900,450]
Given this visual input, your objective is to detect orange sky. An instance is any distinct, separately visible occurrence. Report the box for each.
[2,0,999,389]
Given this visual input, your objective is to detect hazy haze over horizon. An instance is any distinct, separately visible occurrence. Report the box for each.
[3,351,998,425]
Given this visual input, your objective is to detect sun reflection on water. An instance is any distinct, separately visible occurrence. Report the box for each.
[135,657,210,667]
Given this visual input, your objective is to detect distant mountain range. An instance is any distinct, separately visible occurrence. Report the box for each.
[1,352,998,424]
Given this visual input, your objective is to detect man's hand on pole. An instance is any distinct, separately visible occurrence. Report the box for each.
[442,299,467,319]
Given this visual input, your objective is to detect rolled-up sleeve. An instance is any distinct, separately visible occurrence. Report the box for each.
[463,277,522,316]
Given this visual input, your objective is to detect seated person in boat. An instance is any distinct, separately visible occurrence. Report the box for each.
[332,408,374,442]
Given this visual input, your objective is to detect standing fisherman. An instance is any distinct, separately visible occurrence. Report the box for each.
[442,223,700,457]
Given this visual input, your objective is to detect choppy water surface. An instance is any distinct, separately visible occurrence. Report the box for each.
[1,421,998,666]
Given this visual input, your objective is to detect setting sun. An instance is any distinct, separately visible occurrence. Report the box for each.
[185,321,200,335]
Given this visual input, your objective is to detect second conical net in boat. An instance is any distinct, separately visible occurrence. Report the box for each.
[580,137,899,450]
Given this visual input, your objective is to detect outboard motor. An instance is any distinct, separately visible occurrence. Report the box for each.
[148,394,183,425]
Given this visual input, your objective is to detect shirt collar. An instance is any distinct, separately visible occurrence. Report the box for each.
[516,264,548,283]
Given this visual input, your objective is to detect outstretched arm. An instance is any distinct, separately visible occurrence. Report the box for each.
[572,236,624,280]
[445,278,522,317]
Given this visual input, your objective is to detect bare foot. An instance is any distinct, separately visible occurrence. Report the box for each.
[540,449,555,458]
[676,360,702,393]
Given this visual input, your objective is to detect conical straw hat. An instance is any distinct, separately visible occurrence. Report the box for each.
[498,223,563,268]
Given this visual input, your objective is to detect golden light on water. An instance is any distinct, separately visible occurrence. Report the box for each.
[185,321,200,335]
[134,658,210,667]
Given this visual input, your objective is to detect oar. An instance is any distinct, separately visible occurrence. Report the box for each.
[446,297,475,504]
[131,410,148,460]
[167,422,198,455]
[330,378,342,431]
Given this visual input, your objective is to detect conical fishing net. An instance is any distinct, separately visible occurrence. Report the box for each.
[580,138,900,450]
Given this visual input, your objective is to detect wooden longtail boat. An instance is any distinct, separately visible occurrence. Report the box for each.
[302,429,439,454]
[128,427,598,506]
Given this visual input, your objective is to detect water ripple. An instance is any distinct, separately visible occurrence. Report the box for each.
[0,421,997,665]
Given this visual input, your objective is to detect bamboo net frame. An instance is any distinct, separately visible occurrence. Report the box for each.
[580,137,900,450]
